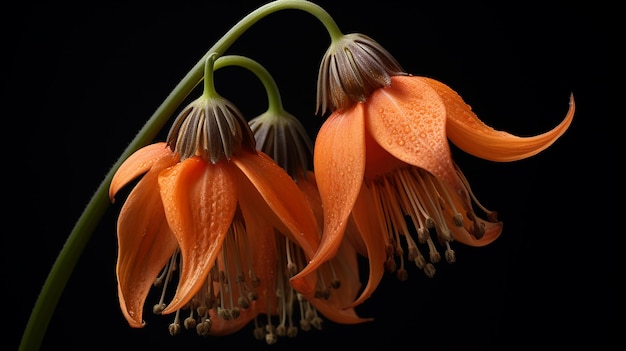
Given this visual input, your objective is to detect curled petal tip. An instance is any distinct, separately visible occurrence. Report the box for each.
[426,77,575,162]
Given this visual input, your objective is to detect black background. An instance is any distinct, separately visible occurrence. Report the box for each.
[6,1,616,350]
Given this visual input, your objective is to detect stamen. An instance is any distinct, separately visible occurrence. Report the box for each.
[230,222,250,307]
[366,184,396,270]
[168,309,182,336]
[425,237,441,263]
[253,317,265,340]
[153,249,179,314]
[297,293,311,332]
[455,163,498,222]
[444,242,456,264]
[285,236,298,277]
[431,174,464,227]
[418,171,457,243]
[184,309,196,330]
[380,177,408,275]
[275,237,289,334]
[196,316,212,337]
[265,306,278,345]
[395,169,433,245]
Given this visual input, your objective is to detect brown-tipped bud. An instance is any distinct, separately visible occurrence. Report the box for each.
[166,95,256,163]
[248,110,313,180]
[316,33,406,114]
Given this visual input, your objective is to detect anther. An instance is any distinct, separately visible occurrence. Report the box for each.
[423,263,436,278]
[417,227,430,243]
[276,325,287,337]
[152,303,166,315]
[444,242,456,264]
[265,324,278,345]
[414,254,426,269]
[217,307,232,320]
[452,213,464,227]
[238,296,250,309]
[311,316,323,330]
[385,256,397,272]
[184,316,196,330]
[287,326,298,338]
[196,319,212,337]
[169,322,181,336]
[168,310,182,336]
[396,268,408,281]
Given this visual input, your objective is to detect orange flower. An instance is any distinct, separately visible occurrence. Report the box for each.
[109,93,321,339]
[292,34,575,307]
[249,107,371,328]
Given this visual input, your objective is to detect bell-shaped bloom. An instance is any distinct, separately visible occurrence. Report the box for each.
[292,33,575,307]
[109,93,322,339]
[249,106,372,339]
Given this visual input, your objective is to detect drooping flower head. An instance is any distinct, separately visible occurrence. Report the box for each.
[291,33,575,307]
[247,70,372,339]
[109,55,322,341]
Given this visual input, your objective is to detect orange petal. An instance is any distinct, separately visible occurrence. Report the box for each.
[158,157,238,314]
[292,106,367,290]
[232,151,320,259]
[115,155,178,327]
[296,172,324,229]
[365,75,460,191]
[296,173,371,322]
[423,77,575,161]
[310,223,372,324]
[110,142,176,202]
[347,183,388,307]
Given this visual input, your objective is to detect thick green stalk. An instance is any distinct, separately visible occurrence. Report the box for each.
[18,1,341,350]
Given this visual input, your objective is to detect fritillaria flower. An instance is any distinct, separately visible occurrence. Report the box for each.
[108,77,323,340]
[248,96,372,338]
[292,33,575,306]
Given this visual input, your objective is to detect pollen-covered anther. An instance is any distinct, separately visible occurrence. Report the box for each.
[168,322,181,336]
[299,318,312,332]
[385,256,397,272]
[311,316,323,330]
[275,325,287,337]
[287,326,298,338]
[265,325,278,345]
[196,319,212,337]
[238,296,250,309]
[184,315,196,330]
[423,263,436,278]
[396,268,408,281]
[414,254,427,269]
[452,213,464,227]
[444,242,456,264]
[152,303,166,315]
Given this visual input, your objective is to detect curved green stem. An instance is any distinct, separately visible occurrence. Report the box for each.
[19,1,341,350]
[203,53,220,98]
[214,55,285,114]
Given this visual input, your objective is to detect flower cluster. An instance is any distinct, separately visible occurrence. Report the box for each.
[108,0,574,345]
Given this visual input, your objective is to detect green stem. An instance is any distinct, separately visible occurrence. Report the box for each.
[214,55,285,114]
[203,53,220,98]
[19,1,341,350]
